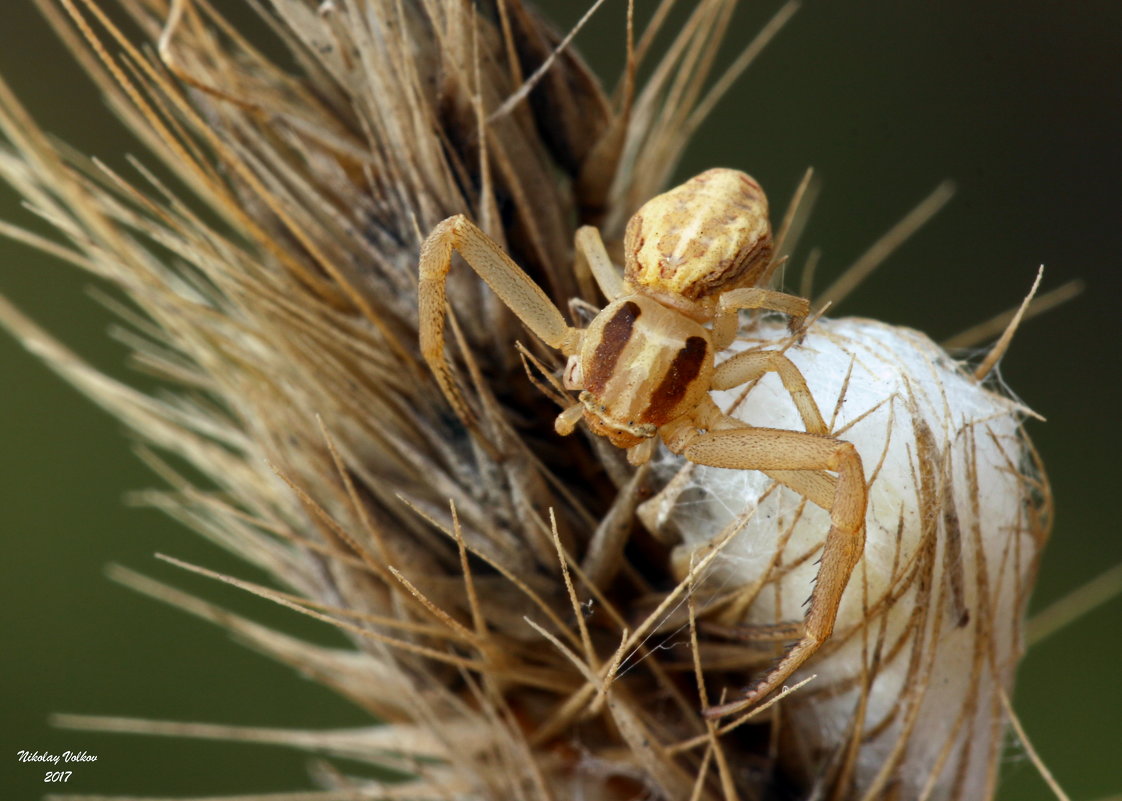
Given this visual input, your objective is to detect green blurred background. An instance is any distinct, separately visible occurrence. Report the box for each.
[2,1,1119,798]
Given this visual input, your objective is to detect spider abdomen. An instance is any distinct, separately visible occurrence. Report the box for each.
[623,168,773,302]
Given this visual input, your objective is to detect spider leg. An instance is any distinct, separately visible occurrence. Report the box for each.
[419,215,580,422]
[712,349,836,506]
[575,225,624,301]
[648,362,835,532]
[712,287,809,348]
[713,349,827,435]
[681,425,866,719]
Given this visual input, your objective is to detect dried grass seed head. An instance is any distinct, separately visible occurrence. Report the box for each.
[0,0,1055,800]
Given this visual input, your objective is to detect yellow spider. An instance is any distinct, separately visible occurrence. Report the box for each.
[418,169,867,718]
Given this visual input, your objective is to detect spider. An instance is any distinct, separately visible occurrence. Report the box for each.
[418,168,867,719]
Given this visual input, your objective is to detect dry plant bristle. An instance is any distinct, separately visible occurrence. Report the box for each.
[1,1,1056,800]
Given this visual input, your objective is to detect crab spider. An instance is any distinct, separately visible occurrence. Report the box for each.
[418,169,867,718]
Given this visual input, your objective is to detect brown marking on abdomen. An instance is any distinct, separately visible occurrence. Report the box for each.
[642,336,708,425]
[584,301,640,395]
[693,235,774,298]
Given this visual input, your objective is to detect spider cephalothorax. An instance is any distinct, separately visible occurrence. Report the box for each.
[418,168,867,718]
[565,295,714,451]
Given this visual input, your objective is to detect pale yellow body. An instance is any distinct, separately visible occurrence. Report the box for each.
[624,169,773,305]
[569,295,714,448]
[418,169,867,719]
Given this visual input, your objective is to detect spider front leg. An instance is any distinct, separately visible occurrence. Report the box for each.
[419,215,580,423]
[682,423,867,720]
[712,349,827,435]
[712,287,810,349]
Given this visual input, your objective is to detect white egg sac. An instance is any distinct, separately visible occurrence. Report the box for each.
[661,317,1049,800]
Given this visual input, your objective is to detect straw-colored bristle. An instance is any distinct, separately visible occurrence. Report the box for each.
[1,2,1052,800]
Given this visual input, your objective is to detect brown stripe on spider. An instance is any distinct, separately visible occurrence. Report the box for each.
[688,237,774,300]
[643,336,709,424]
[584,301,641,395]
